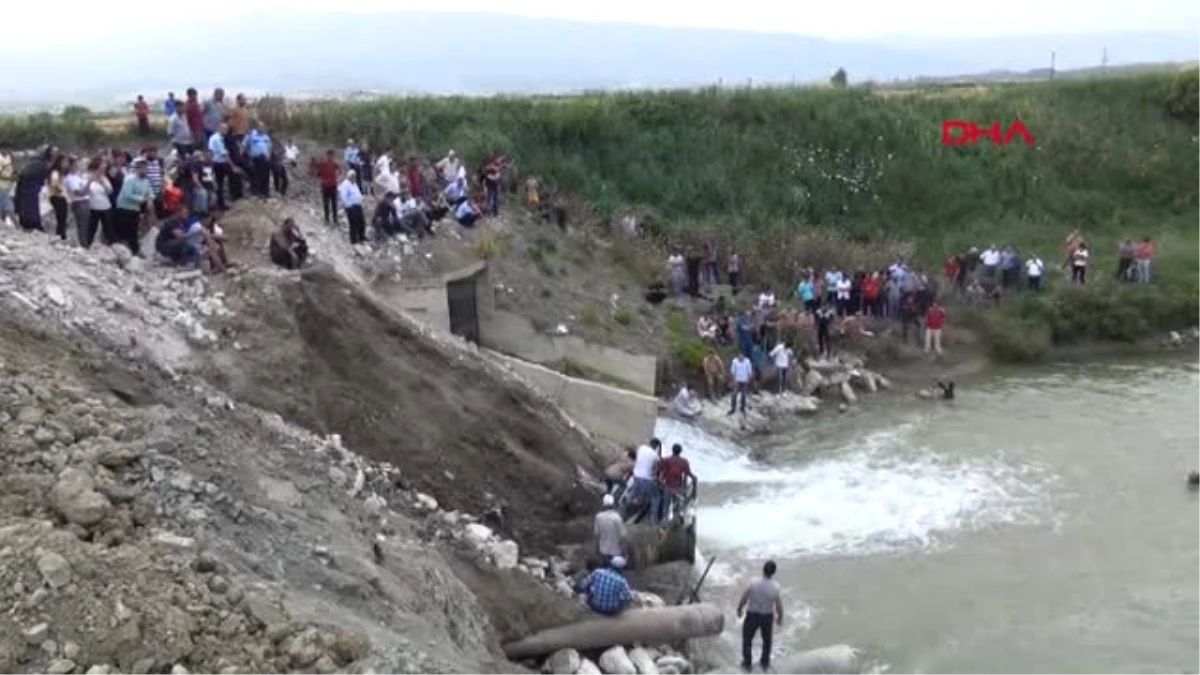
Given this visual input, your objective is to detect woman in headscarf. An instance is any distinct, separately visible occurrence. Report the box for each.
[14,146,53,231]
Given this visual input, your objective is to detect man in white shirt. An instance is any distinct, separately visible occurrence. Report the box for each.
[593,493,626,565]
[728,352,754,415]
[756,289,776,310]
[980,246,1001,280]
[630,439,663,524]
[1025,255,1044,291]
[768,342,793,394]
[823,268,842,305]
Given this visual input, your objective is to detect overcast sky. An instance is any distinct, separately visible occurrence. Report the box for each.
[3,0,1197,51]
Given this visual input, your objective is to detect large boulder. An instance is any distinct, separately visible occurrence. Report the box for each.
[598,646,637,675]
[627,647,659,674]
[51,467,113,526]
[541,648,581,674]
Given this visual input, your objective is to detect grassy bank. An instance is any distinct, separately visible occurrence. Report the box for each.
[271,71,1197,361]
[3,72,1196,363]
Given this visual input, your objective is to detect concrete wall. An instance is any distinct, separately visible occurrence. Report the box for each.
[383,261,657,396]
[489,351,657,449]
[478,310,657,395]
[382,261,490,336]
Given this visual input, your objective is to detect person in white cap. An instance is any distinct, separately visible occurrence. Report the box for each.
[576,554,632,616]
[436,149,460,185]
[593,493,626,566]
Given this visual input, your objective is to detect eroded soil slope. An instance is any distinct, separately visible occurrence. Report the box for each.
[202,265,604,556]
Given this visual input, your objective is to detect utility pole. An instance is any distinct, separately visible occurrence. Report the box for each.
[1102,46,1109,73]
[1049,50,1056,80]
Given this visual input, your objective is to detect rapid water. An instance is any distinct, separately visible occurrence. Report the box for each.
[656,358,1199,673]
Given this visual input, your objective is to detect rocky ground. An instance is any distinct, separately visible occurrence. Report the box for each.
[675,355,893,441]
[0,188,705,674]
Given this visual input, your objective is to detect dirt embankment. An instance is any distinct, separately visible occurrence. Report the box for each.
[202,266,604,556]
[0,183,615,674]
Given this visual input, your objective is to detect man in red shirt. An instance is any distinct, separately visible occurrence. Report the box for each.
[656,443,697,522]
[184,88,205,146]
[133,95,151,137]
[311,150,340,224]
[924,299,947,356]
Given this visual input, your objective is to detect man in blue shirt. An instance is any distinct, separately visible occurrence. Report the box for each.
[207,124,231,211]
[343,140,362,191]
[163,92,177,117]
[454,198,480,227]
[444,177,466,205]
[244,122,272,199]
[155,208,201,268]
[577,556,632,617]
[338,171,366,244]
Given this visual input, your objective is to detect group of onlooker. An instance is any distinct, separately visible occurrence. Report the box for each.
[306,143,512,246]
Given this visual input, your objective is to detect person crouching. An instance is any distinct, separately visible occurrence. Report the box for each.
[269,217,309,270]
[576,555,632,617]
[155,205,202,268]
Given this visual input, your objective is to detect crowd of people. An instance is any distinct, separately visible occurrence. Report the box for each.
[667,224,1160,410]
[0,89,537,274]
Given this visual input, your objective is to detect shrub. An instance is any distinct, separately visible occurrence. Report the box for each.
[984,314,1052,363]
[613,308,633,325]
[580,302,599,326]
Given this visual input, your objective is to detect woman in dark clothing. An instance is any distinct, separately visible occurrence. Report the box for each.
[47,154,71,239]
[269,217,309,270]
[14,148,52,231]
[684,247,702,297]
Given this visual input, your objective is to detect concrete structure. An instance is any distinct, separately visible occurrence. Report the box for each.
[479,309,657,395]
[378,262,659,447]
[489,352,657,449]
[383,262,657,396]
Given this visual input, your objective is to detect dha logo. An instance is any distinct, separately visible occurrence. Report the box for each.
[941,119,1035,146]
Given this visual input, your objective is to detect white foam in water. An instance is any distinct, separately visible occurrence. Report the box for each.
[655,418,1049,558]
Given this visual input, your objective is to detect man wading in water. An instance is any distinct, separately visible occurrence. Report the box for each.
[737,560,784,673]
[629,439,663,523]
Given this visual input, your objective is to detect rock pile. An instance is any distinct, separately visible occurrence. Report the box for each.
[537,644,694,675]
[685,354,892,439]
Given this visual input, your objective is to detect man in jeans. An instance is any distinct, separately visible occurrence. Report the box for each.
[728,352,753,416]
[656,443,696,522]
[629,439,662,523]
[737,560,784,672]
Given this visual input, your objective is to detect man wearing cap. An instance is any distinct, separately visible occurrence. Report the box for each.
[593,493,626,567]
[436,150,460,185]
[577,556,632,617]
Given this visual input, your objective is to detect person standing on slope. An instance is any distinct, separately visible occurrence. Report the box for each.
[592,493,626,567]
[737,560,784,673]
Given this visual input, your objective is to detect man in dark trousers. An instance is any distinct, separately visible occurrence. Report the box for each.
[737,560,784,673]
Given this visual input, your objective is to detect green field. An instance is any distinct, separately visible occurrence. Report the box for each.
[3,70,1197,360]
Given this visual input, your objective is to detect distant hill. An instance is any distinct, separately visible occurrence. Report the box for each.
[0,11,1194,108]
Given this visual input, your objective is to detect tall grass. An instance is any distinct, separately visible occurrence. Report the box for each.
[267,71,1198,357]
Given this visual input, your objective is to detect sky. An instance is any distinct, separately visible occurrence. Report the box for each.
[4,0,1197,51]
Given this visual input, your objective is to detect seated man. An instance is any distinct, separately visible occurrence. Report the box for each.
[155,208,202,267]
[202,215,229,272]
[576,556,632,617]
[395,190,432,237]
[673,383,702,419]
[444,176,467,205]
[372,192,400,239]
[696,315,718,343]
[269,217,309,270]
[454,198,481,228]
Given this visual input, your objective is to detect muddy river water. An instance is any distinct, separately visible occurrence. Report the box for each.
[655,357,1199,673]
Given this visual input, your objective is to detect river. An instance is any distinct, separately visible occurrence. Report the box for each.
[655,357,1199,673]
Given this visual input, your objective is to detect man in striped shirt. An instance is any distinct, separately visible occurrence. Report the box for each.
[141,147,165,217]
